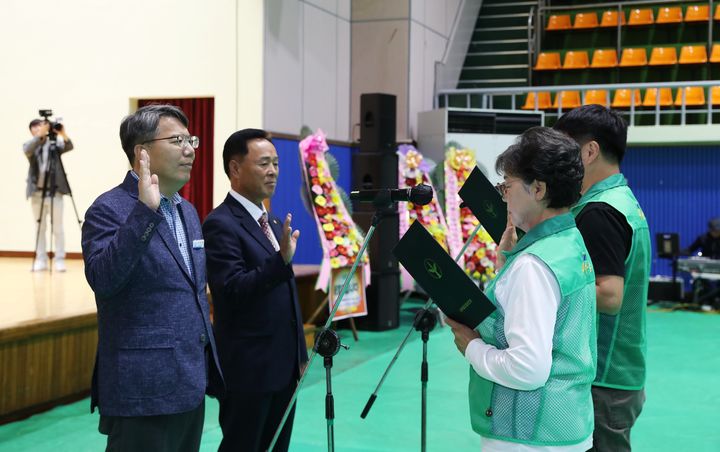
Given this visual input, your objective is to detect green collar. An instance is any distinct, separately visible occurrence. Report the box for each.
[504,213,576,258]
[580,173,627,202]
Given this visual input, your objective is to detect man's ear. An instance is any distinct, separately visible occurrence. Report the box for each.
[582,140,601,165]
[133,144,146,166]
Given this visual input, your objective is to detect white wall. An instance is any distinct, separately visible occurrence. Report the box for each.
[264,0,351,141]
[0,0,263,254]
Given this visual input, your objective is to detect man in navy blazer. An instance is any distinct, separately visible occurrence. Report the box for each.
[82,105,221,451]
[203,128,308,452]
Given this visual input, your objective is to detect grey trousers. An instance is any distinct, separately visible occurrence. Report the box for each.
[589,386,645,452]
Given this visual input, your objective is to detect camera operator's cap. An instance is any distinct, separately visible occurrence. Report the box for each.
[710,217,720,231]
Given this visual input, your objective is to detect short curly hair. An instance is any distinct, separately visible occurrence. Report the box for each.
[495,127,584,208]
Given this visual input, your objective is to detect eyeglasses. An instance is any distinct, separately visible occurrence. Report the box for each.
[143,135,200,149]
[495,178,522,198]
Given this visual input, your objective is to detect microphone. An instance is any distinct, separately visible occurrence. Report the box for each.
[350,184,433,206]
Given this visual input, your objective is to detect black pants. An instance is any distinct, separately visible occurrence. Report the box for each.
[589,386,645,452]
[99,399,205,452]
[218,382,296,452]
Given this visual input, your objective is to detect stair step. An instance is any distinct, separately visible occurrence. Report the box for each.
[464,64,529,70]
[457,78,528,85]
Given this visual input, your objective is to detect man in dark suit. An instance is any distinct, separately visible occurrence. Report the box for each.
[203,128,308,452]
[82,105,222,452]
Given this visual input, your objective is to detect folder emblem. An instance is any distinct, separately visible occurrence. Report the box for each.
[483,200,498,218]
[424,258,443,280]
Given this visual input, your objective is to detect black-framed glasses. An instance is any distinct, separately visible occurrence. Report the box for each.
[495,178,522,198]
[143,135,200,149]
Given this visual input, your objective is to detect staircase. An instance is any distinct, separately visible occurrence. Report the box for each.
[456,0,536,108]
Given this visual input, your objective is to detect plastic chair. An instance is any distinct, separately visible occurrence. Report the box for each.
[553,91,581,109]
[674,87,706,106]
[685,5,710,22]
[710,44,720,63]
[546,15,571,31]
[562,51,590,69]
[679,45,708,64]
[573,12,598,29]
[656,7,683,24]
[619,48,648,67]
[710,86,720,105]
[715,5,720,20]
[583,90,609,106]
[521,92,552,110]
[591,49,618,68]
[612,89,642,108]
[600,10,626,27]
[642,88,674,107]
[649,47,678,66]
[534,52,561,70]
[628,8,654,26]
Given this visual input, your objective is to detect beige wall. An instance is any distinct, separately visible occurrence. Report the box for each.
[1,0,263,254]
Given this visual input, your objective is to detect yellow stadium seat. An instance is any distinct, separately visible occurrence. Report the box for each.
[619,48,648,67]
[522,92,552,110]
[553,91,581,109]
[643,88,674,107]
[591,49,618,68]
[679,45,708,64]
[546,15,571,31]
[584,90,609,106]
[612,89,642,108]
[628,8,654,26]
[685,5,710,22]
[674,87,706,106]
[600,10,626,27]
[534,52,562,70]
[562,51,589,69]
[710,44,720,63]
[656,7,683,24]
[710,86,720,105]
[649,47,678,66]
[573,12,598,29]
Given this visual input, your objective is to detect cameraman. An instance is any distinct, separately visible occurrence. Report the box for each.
[23,118,73,271]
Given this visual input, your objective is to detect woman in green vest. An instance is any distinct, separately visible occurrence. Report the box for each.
[446,127,597,451]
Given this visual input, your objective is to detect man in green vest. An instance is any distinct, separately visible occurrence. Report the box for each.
[554,105,651,452]
[447,127,597,451]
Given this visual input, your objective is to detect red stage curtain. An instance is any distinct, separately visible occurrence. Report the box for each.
[138,98,214,221]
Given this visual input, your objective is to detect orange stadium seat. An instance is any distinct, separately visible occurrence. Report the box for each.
[562,51,589,69]
[600,10,626,27]
[710,44,720,63]
[643,88,674,107]
[546,15,571,31]
[584,90,609,106]
[553,91,581,109]
[649,47,678,66]
[573,12,598,29]
[522,92,552,110]
[628,9,654,26]
[591,49,618,68]
[675,87,706,106]
[619,48,648,67]
[679,45,708,64]
[715,5,720,20]
[711,86,720,105]
[612,89,642,108]
[685,5,710,22]
[534,52,562,70]
[656,7,683,24]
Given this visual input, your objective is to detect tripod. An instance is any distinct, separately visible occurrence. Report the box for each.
[266,198,396,452]
[32,127,82,272]
[360,222,484,452]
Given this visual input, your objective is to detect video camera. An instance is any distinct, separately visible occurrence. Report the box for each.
[38,109,64,132]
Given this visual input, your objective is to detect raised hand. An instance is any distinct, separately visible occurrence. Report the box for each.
[496,212,517,269]
[279,213,300,264]
[137,148,160,210]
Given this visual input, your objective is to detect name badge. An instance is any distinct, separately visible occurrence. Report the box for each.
[192,239,205,249]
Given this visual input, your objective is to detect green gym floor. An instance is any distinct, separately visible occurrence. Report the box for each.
[1,305,718,451]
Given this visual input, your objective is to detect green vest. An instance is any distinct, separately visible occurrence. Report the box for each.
[571,173,651,390]
[469,214,597,446]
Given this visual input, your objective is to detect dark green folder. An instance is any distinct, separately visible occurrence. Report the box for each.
[393,221,496,329]
[458,167,507,244]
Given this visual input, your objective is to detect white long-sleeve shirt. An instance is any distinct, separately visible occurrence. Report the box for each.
[465,254,593,452]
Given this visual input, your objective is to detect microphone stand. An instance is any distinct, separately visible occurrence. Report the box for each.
[267,193,397,452]
[360,222,484,452]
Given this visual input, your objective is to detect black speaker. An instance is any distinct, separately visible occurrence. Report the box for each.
[360,93,396,154]
[351,152,399,212]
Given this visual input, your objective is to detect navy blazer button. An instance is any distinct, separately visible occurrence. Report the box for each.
[485,408,493,417]
[149,222,155,228]
[199,333,206,344]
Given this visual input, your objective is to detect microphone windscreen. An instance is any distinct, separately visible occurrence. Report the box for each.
[410,184,433,205]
